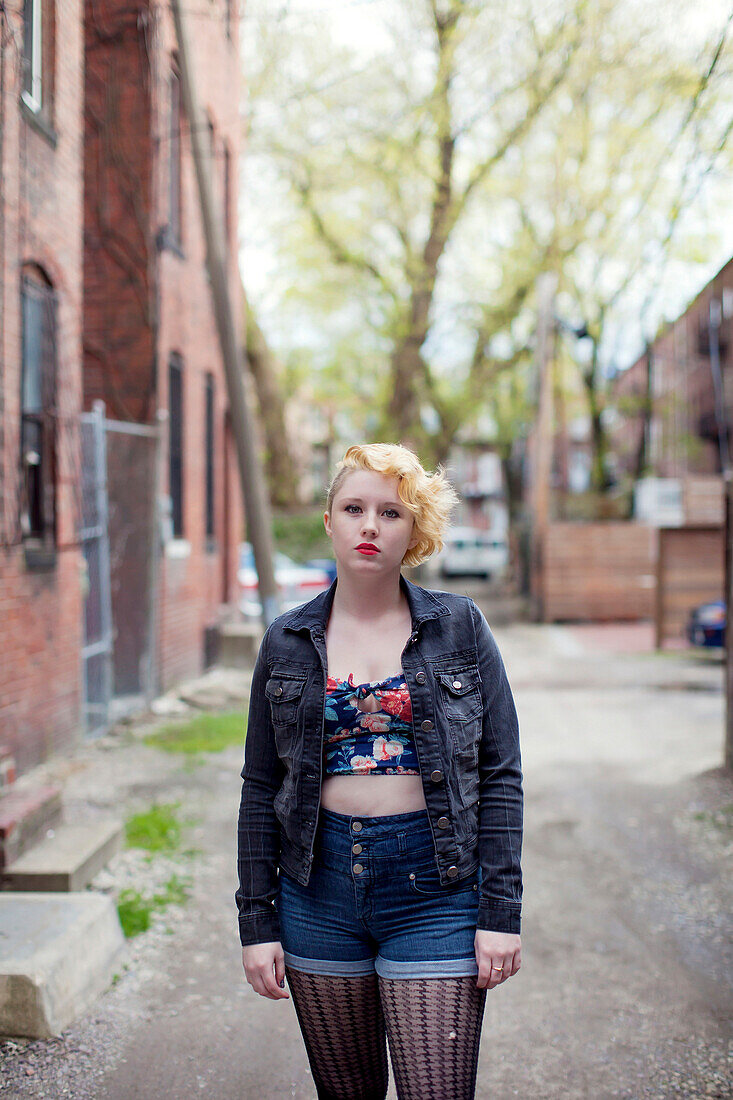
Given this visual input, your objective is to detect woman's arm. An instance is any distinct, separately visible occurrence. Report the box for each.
[235,625,285,947]
[470,600,523,936]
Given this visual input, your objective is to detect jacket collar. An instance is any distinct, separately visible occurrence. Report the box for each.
[281,572,451,635]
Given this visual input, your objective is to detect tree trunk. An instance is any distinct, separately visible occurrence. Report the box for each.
[242,288,300,508]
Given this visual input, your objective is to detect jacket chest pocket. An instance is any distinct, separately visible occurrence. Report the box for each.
[265,676,306,750]
[434,668,482,723]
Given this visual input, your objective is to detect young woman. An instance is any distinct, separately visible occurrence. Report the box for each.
[236,443,523,1100]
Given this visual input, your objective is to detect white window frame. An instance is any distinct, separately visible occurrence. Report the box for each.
[21,0,43,113]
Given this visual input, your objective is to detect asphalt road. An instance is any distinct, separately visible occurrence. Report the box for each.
[2,591,731,1099]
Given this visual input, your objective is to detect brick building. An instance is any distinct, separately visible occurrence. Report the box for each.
[0,0,244,779]
[611,257,733,480]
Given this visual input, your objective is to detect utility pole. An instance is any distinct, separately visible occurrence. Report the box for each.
[529,273,557,621]
[725,471,733,771]
[171,0,280,625]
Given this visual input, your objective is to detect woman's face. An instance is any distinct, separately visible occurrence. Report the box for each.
[324,469,419,574]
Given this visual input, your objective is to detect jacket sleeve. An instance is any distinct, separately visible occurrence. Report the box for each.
[470,600,523,935]
[235,624,285,946]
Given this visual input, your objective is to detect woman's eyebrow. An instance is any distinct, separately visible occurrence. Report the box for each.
[342,497,402,507]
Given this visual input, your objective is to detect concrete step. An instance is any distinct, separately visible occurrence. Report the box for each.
[0,892,125,1037]
[1,820,123,892]
[217,619,264,668]
[0,785,62,871]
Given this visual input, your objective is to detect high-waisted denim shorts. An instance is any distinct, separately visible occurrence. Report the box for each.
[277,807,481,980]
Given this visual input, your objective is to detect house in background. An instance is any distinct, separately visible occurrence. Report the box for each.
[0,0,243,780]
[610,256,733,484]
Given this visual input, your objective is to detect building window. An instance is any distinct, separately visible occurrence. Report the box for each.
[21,0,42,112]
[20,270,57,548]
[205,373,215,541]
[169,67,182,246]
[168,354,184,538]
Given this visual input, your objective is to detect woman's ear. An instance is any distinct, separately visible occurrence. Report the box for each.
[323,511,332,538]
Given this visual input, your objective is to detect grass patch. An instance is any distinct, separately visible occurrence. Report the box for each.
[144,711,244,755]
[692,803,733,834]
[116,874,192,938]
[125,802,182,852]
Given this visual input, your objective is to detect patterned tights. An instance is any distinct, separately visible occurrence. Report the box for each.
[285,968,487,1100]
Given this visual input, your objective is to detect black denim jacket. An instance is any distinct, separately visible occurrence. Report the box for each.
[236,573,523,946]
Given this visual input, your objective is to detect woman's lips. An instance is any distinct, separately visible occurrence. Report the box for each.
[356,547,379,555]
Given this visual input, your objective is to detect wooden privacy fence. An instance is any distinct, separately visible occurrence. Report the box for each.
[656,525,725,648]
[542,521,725,646]
[543,523,657,621]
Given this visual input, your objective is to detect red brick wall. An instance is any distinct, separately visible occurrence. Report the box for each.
[151,3,244,689]
[0,0,85,773]
[83,2,244,692]
[82,4,156,423]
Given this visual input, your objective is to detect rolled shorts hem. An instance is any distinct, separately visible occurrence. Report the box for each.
[375,956,479,980]
[283,950,376,976]
[283,949,478,980]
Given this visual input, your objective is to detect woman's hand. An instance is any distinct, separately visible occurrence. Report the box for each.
[242,941,290,1000]
[474,929,521,990]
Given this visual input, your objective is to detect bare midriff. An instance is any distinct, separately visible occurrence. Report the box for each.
[320,773,427,816]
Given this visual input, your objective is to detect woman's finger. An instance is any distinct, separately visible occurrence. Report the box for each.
[274,950,286,990]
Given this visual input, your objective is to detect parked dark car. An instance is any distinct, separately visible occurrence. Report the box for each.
[686,599,725,648]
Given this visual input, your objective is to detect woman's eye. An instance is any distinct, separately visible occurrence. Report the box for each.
[343,504,399,517]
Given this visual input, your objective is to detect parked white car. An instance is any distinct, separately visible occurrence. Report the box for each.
[237,543,331,617]
[431,527,509,579]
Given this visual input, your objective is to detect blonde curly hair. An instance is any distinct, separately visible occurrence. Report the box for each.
[325,443,460,569]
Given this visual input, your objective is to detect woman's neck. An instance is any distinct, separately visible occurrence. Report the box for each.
[331,571,408,625]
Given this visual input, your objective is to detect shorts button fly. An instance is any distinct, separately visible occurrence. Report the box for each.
[352,821,363,832]
[353,863,364,875]
[352,843,362,855]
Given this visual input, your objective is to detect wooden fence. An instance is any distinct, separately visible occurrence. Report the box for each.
[543,522,657,621]
[542,521,724,645]
[655,525,725,648]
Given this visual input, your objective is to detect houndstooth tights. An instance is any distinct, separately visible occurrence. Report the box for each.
[285,968,487,1100]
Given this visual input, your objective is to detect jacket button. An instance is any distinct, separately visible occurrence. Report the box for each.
[415,671,426,684]
[452,680,462,689]
[437,816,449,829]
[430,770,443,783]
[447,865,459,878]
[353,863,364,875]
[352,843,362,855]
[421,719,433,732]
[274,685,283,696]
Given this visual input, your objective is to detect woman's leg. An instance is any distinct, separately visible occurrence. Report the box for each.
[377,975,487,1100]
[285,968,389,1100]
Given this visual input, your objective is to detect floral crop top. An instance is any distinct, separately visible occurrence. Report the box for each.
[323,672,420,776]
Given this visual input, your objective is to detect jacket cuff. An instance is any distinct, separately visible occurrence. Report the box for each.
[238,907,281,947]
[476,901,521,935]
